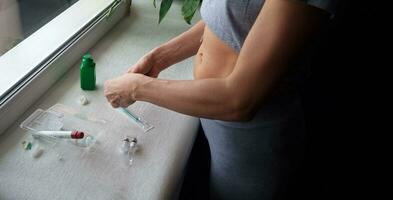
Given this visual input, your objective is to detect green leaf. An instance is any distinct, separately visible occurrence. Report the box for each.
[184,14,194,25]
[159,0,173,24]
[153,0,157,8]
[182,0,200,24]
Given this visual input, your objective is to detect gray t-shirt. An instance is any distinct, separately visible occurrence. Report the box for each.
[201,0,338,52]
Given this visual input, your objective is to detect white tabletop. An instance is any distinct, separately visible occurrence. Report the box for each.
[0,1,200,199]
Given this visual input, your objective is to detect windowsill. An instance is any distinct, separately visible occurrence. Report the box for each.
[0,0,129,135]
[0,0,115,97]
[0,1,200,199]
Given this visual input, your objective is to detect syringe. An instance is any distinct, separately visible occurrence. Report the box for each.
[33,131,84,139]
[117,108,153,132]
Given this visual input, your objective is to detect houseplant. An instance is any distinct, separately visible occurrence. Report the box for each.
[154,0,201,24]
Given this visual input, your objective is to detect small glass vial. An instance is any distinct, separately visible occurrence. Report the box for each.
[128,137,137,166]
[80,54,96,90]
[120,138,131,154]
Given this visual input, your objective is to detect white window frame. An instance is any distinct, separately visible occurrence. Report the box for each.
[0,0,131,134]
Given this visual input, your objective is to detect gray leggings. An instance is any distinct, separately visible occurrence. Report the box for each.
[201,93,306,200]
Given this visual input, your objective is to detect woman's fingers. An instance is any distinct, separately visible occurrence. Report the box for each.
[104,73,144,108]
[105,93,121,108]
[119,99,136,108]
[127,66,136,73]
[127,53,159,76]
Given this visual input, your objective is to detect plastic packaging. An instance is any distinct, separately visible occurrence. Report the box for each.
[20,105,100,151]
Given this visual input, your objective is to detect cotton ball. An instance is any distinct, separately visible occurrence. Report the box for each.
[79,95,89,105]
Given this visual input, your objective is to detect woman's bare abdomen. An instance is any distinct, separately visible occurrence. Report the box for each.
[194,27,238,79]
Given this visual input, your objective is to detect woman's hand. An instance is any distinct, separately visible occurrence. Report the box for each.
[127,21,206,77]
[104,73,150,108]
[127,49,164,78]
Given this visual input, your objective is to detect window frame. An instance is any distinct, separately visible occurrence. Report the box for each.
[0,0,131,134]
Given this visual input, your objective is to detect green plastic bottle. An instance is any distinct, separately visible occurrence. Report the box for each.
[80,54,96,90]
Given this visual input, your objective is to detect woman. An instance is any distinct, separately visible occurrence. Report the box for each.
[104,0,337,199]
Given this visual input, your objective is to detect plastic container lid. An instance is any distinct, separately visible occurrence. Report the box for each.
[20,109,63,132]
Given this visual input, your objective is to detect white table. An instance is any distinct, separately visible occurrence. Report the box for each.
[0,1,200,199]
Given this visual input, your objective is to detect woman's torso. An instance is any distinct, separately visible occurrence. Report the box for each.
[193,1,335,198]
[193,26,238,79]
[194,0,264,79]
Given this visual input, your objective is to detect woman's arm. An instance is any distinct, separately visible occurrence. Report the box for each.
[128,20,205,76]
[106,0,329,121]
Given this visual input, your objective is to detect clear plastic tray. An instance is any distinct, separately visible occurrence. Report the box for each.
[19,104,107,160]
[21,110,97,147]
[20,109,63,132]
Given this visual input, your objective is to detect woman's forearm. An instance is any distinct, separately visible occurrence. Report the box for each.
[151,21,205,70]
[134,76,250,121]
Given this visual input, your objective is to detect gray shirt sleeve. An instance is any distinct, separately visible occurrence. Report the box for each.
[302,0,339,16]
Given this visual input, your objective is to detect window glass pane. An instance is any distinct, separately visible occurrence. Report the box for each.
[0,0,79,57]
